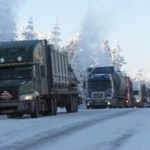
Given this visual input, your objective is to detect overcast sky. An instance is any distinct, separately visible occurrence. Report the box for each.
[13,0,150,76]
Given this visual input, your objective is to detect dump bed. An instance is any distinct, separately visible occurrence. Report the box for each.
[46,45,70,89]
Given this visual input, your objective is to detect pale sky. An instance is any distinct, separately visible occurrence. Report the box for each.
[12,0,150,76]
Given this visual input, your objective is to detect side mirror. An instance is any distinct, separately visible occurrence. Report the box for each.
[33,65,37,81]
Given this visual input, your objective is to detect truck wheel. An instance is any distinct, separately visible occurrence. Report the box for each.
[31,100,39,118]
[72,96,76,112]
[75,96,78,112]
[7,113,15,118]
[66,96,74,113]
[17,113,24,117]
[86,105,90,109]
[50,98,57,115]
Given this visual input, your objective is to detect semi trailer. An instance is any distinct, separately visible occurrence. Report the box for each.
[85,66,134,109]
[0,40,79,118]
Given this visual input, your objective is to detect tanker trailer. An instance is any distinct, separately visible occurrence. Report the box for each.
[85,66,126,109]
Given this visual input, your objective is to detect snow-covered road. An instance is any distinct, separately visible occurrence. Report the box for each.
[0,105,150,150]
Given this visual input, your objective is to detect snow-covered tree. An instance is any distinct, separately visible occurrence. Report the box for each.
[51,18,62,50]
[132,68,143,82]
[0,0,16,41]
[90,57,99,67]
[100,40,112,66]
[66,32,82,60]
[66,32,87,97]
[16,26,25,40]
[22,17,37,40]
[130,68,145,90]
[40,31,52,44]
[110,41,126,71]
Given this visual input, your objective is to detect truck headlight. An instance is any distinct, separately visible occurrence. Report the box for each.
[136,100,140,103]
[107,102,111,105]
[0,58,5,63]
[20,94,33,100]
[17,56,22,62]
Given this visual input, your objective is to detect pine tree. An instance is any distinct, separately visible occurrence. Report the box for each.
[41,31,52,44]
[16,26,25,40]
[22,17,37,40]
[0,0,16,41]
[99,40,112,66]
[110,41,126,71]
[133,68,143,82]
[66,32,81,60]
[66,32,87,98]
[51,18,62,50]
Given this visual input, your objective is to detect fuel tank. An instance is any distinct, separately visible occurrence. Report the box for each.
[87,66,127,97]
[112,71,126,96]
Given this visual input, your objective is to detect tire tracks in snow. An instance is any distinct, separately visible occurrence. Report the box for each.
[1,109,137,150]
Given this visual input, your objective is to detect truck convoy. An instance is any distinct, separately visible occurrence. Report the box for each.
[0,40,79,118]
[85,66,134,109]
[133,84,150,107]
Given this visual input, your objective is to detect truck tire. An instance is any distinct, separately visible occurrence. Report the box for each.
[17,113,24,117]
[72,96,76,112]
[74,96,78,112]
[50,98,57,115]
[66,96,74,113]
[7,113,15,118]
[31,100,39,118]
[86,105,90,109]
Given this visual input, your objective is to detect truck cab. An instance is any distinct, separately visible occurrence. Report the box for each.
[133,90,142,107]
[85,72,114,109]
[0,40,48,117]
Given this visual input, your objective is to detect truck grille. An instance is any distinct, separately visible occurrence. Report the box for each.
[92,92,105,99]
[0,88,18,100]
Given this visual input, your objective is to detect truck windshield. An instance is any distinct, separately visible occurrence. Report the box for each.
[13,66,32,79]
[0,65,32,80]
[88,80,111,89]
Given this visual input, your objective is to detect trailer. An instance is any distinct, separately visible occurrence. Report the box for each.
[0,40,79,118]
[84,66,133,109]
[124,76,134,107]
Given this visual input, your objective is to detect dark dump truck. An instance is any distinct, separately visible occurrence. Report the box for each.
[0,40,79,118]
[85,66,134,109]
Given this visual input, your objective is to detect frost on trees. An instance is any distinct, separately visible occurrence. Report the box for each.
[39,31,52,44]
[0,0,16,41]
[100,40,112,67]
[110,41,126,71]
[51,18,62,50]
[16,26,25,40]
[22,17,37,40]
[66,32,86,97]
[66,32,83,80]
[131,68,144,90]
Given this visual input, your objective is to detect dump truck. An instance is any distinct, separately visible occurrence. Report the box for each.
[85,66,133,109]
[0,40,79,118]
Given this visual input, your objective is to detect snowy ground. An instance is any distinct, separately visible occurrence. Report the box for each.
[0,105,150,150]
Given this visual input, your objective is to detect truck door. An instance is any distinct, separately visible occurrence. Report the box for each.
[33,64,42,94]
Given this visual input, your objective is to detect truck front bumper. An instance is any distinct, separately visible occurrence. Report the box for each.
[86,99,111,108]
[0,100,35,114]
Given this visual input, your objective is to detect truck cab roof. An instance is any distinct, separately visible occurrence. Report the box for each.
[0,40,45,65]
